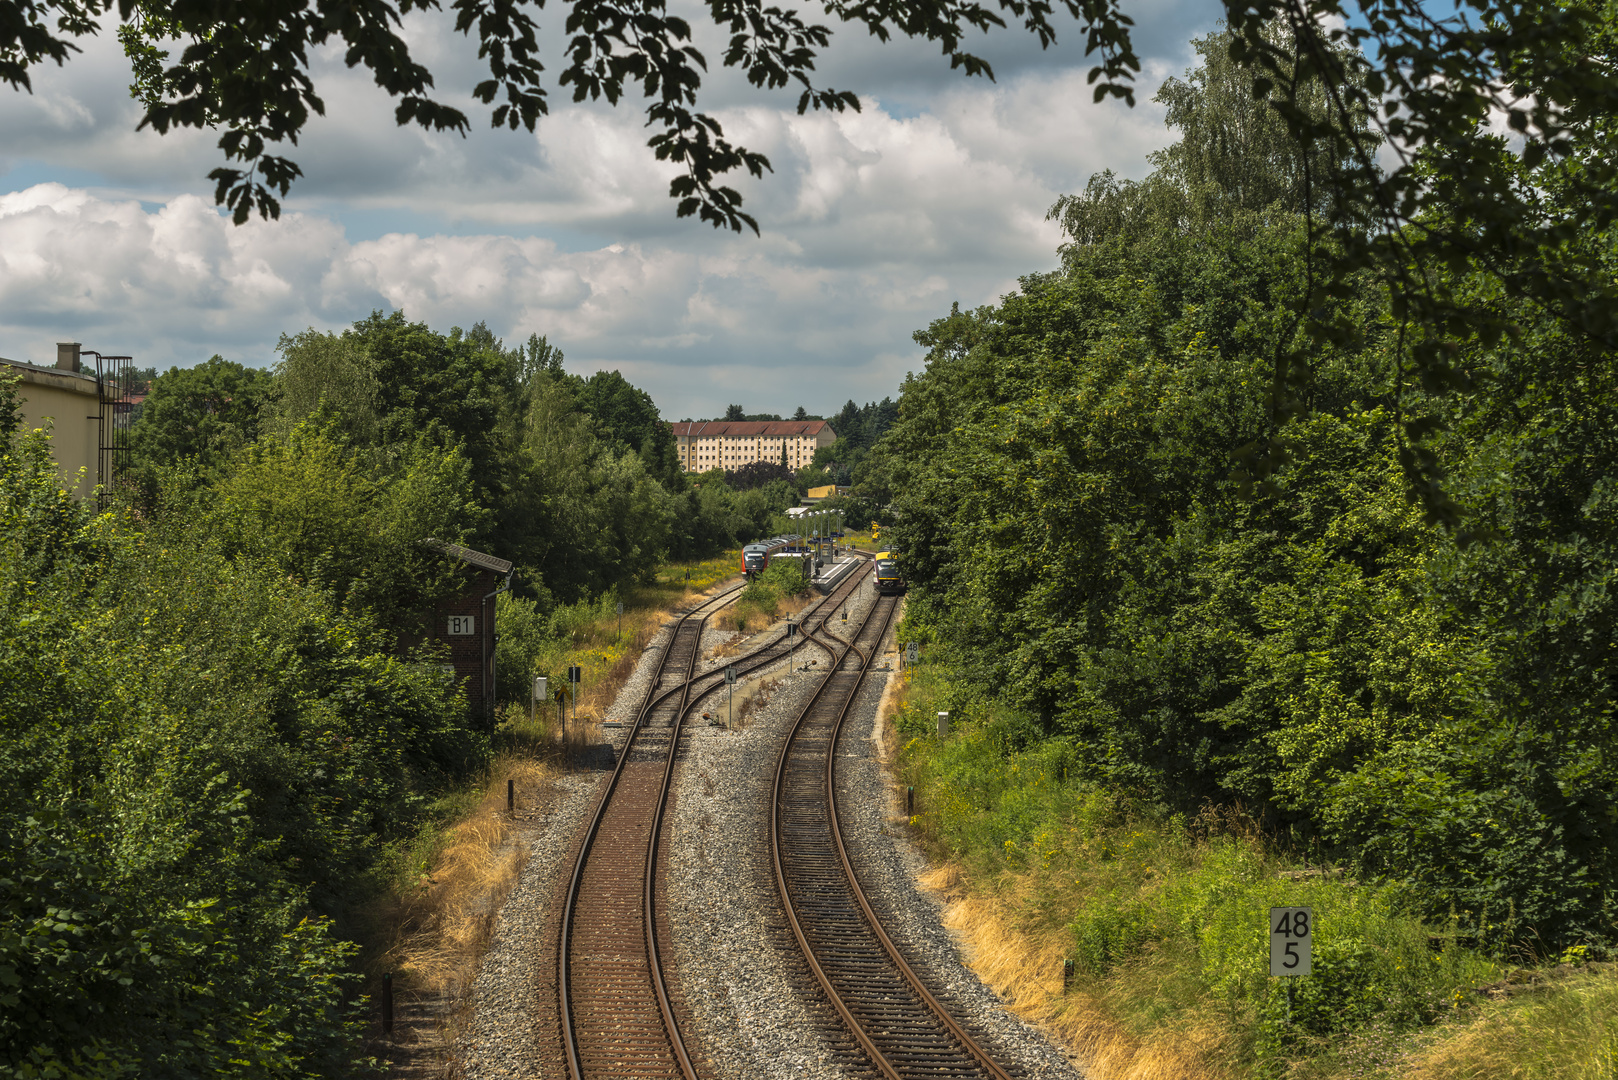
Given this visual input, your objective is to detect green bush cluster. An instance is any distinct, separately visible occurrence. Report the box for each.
[494,587,649,704]
[729,557,812,631]
[0,403,486,1075]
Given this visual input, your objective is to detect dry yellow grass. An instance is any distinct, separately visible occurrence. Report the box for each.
[712,589,813,634]
[917,866,1230,1080]
[373,753,559,1009]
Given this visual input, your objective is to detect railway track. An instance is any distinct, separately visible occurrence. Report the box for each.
[556,565,869,1079]
[772,593,1017,1080]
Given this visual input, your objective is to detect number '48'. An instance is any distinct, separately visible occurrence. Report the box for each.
[1274,910,1310,937]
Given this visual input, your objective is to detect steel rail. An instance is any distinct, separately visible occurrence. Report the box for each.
[771,594,1017,1080]
[557,561,868,1079]
[638,606,710,1080]
[558,583,738,1080]
[634,564,870,1079]
[642,554,874,722]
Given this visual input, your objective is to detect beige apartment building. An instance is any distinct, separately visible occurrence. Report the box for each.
[1,343,128,498]
[672,420,836,474]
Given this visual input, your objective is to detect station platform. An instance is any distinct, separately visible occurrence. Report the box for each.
[811,551,865,594]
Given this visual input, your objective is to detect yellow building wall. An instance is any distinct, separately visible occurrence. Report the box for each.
[3,360,103,497]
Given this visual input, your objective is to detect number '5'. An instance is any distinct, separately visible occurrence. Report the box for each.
[1283,941,1301,968]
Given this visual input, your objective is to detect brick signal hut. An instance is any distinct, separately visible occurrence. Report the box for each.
[423,540,513,720]
[672,420,836,473]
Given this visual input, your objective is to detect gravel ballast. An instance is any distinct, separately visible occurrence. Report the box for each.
[665,585,1086,1079]
[455,576,1085,1078]
[457,770,604,1080]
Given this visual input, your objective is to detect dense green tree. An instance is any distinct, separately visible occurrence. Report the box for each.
[885,20,1618,943]
[814,397,900,485]
[514,371,676,599]
[1050,24,1373,248]
[2,390,484,1077]
[126,354,272,487]
[203,422,484,632]
[573,369,682,489]
[829,397,899,451]
[268,329,380,443]
[890,209,1618,939]
[730,459,794,491]
[346,311,519,506]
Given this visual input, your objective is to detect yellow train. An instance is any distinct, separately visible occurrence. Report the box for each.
[873,550,905,595]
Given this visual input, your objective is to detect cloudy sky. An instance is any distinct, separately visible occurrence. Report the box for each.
[0,0,1221,419]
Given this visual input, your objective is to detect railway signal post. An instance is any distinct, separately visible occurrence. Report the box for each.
[567,664,582,732]
[726,664,737,728]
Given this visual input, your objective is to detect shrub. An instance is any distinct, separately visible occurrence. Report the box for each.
[761,556,810,597]
[1,424,484,1076]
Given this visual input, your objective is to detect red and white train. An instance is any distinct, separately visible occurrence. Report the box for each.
[741,534,804,580]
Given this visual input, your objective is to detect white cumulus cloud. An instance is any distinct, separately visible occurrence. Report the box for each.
[0,0,1223,416]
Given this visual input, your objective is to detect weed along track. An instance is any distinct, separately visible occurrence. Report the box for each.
[772,594,1016,1080]
[555,565,869,1079]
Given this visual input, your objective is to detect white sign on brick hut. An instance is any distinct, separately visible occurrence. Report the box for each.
[422,538,514,719]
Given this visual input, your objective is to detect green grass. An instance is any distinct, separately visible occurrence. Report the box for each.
[494,549,743,707]
[726,558,812,632]
[1394,969,1618,1080]
[894,654,1532,1079]
[651,552,739,595]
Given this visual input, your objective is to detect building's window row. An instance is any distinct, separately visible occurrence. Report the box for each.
[671,422,835,473]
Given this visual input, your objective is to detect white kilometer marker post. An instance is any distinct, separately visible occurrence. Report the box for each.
[1270,906,1312,1025]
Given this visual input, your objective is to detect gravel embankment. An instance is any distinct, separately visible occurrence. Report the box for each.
[457,574,1085,1078]
[666,586,1086,1079]
[456,770,604,1080]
